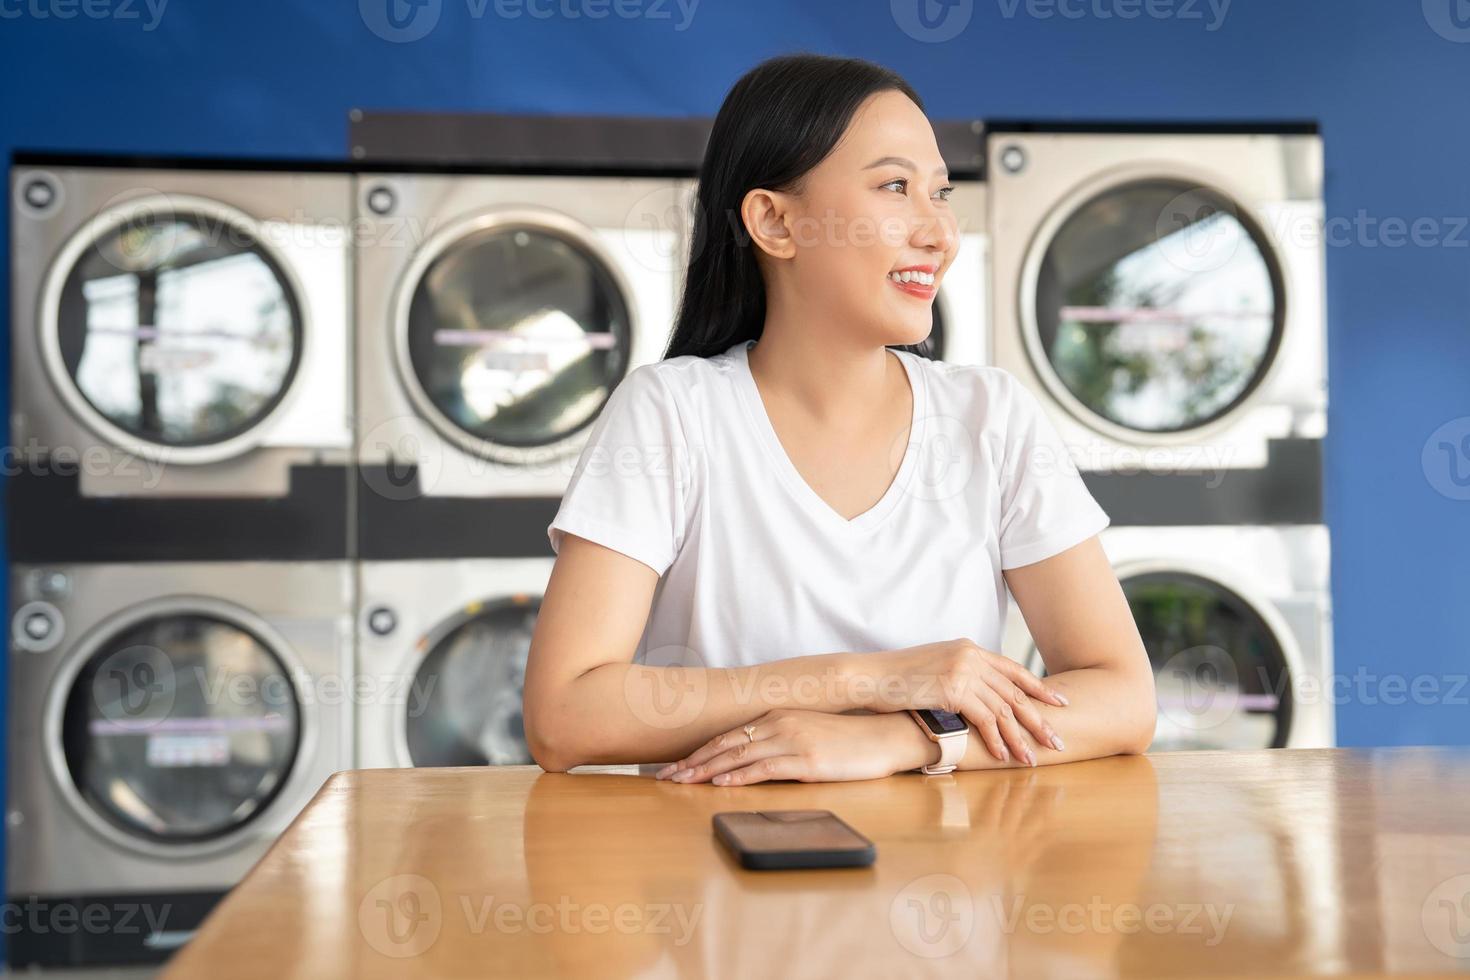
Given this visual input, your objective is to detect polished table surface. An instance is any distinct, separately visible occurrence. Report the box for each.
[160,748,1469,978]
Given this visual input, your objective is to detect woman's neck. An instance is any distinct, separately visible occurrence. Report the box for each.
[747,307,908,432]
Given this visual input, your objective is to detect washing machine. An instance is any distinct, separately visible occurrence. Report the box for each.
[987,131,1326,478]
[5,561,354,967]
[352,173,683,502]
[1001,526,1334,751]
[355,558,553,769]
[9,164,353,499]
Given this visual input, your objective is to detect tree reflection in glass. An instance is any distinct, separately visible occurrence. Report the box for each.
[1125,573,1289,751]
[1033,181,1279,433]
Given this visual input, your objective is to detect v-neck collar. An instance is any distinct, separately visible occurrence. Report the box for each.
[730,338,928,535]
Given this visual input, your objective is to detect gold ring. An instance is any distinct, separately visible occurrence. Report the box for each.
[744,724,756,742]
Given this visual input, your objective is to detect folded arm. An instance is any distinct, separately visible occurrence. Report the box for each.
[662,536,1157,785]
[523,533,877,772]
[524,533,1154,777]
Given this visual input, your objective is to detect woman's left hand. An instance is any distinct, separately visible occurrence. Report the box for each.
[654,708,929,785]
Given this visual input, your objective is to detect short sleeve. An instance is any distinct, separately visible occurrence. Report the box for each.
[994,372,1110,570]
[546,365,693,576]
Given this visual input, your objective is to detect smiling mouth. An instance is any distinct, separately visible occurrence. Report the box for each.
[888,269,937,298]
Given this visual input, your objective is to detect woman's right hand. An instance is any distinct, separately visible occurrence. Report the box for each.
[855,639,1070,766]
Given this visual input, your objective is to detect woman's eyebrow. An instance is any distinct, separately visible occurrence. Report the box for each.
[863,155,950,179]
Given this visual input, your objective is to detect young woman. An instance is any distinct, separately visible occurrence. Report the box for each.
[523,54,1156,784]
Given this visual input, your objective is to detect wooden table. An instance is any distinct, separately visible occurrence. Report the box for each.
[160,748,1470,978]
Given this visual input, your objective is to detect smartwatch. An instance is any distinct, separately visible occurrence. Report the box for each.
[908,709,970,775]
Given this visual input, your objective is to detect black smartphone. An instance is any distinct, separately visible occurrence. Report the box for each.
[712,810,876,870]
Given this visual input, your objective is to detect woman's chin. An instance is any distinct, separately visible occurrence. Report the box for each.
[886,320,936,349]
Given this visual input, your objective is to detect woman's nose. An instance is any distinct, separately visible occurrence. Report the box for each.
[911,196,959,255]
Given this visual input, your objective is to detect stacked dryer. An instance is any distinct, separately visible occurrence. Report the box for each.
[986,128,1334,750]
[4,158,694,966]
[349,172,686,768]
[6,164,356,968]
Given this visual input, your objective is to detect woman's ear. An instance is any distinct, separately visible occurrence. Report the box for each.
[741,188,798,261]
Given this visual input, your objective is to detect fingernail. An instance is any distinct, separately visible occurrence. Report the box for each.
[672,769,694,782]
[712,774,729,785]
[1024,749,1037,767]
[1053,691,1070,706]
[1000,746,1010,762]
[655,765,676,780]
[1050,734,1066,752]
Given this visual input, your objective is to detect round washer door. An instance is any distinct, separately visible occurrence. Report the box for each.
[399,215,634,463]
[1025,570,1292,750]
[59,610,301,846]
[48,199,303,455]
[403,596,539,767]
[1026,178,1284,435]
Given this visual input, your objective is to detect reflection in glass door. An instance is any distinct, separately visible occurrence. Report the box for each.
[55,209,302,449]
[1127,571,1292,750]
[1029,179,1284,434]
[404,596,539,767]
[60,613,300,844]
[403,223,633,458]
[1026,570,1292,750]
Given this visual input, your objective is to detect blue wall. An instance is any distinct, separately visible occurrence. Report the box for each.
[2,0,1466,751]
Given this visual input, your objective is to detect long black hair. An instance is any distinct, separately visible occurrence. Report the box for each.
[664,53,928,360]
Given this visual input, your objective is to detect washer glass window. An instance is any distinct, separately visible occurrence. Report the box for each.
[405,597,538,767]
[56,210,302,448]
[1125,571,1291,751]
[405,225,632,451]
[1024,571,1292,750]
[60,613,300,843]
[1031,179,1282,433]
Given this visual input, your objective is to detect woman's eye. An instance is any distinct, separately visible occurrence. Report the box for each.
[880,179,954,199]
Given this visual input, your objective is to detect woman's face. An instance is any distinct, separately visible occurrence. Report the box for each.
[754,89,961,349]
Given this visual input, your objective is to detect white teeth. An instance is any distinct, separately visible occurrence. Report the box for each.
[889,271,935,286]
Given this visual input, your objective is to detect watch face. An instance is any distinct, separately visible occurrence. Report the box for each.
[915,709,968,735]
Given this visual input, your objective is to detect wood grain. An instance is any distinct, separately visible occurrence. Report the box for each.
[159,748,1470,978]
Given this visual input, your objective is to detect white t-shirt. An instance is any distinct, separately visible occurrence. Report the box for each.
[546,338,1110,670]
